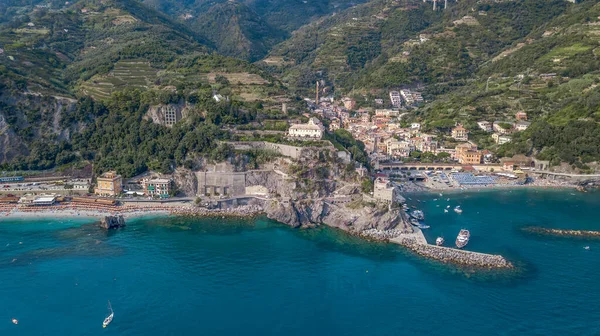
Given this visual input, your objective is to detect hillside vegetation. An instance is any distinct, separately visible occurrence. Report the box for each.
[142,0,367,61]
[0,0,290,170]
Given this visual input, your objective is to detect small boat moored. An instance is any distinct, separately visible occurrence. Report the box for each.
[409,218,430,229]
[436,237,445,246]
[454,206,463,214]
[456,229,470,248]
[410,210,425,220]
[12,318,18,325]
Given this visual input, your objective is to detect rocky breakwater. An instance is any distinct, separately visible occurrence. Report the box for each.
[522,226,600,238]
[398,238,513,269]
[174,204,264,218]
[100,215,125,229]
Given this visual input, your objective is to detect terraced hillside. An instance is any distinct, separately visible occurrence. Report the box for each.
[264,0,570,95]
[0,0,291,169]
[80,60,158,100]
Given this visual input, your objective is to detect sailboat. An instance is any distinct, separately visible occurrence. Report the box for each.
[102,301,114,328]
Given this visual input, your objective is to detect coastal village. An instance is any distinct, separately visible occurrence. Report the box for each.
[0,88,597,269]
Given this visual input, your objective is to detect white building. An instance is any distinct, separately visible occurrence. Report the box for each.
[400,89,424,105]
[373,177,396,203]
[389,91,402,107]
[400,90,414,105]
[477,121,492,132]
[288,118,324,139]
[142,178,171,197]
[375,109,399,118]
[515,121,531,131]
[492,133,511,145]
[411,122,421,130]
[493,121,514,135]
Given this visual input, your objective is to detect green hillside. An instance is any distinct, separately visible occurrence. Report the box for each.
[419,0,600,170]
[190,2,287,62]
[142,0,367,60]
[0,0,291,171]
[264,0,570,95]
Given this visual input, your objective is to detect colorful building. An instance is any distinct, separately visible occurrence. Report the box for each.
[95,171,123,196]
[142,178,171,198]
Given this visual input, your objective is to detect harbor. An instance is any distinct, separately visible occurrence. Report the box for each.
[363,225,513,269]
[389,229,513,269]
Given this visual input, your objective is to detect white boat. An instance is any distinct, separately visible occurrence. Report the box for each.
[410,210,424,220]
[584,246,590,250]
[446,205,450,209]
[454,206,463,214]
[456,229,470,248]
[439,193,443,197]
[444,209,449,213]
[436,237,444,246]
[409,218,430,229]
[103,301,114,328]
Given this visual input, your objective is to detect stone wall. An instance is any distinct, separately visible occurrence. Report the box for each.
[223,141,344,161]
[196,171,246,196]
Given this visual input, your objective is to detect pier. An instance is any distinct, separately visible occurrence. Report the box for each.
[389,229,513,269]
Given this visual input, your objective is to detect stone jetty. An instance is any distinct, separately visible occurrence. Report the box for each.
[100,215,126,229]
[523,226,600,238]
[397,237,513,269]
[370,228,514,269]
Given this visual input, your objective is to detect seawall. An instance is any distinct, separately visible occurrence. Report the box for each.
[364,228,513,269]
[522,226,600,238]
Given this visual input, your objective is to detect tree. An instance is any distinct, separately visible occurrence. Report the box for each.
[361,178,374,194]
[436,152,451,162]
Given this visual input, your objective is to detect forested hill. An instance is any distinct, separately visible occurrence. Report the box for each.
[142,0,368,61]
[189,2,287,62]
[0,0,289,172]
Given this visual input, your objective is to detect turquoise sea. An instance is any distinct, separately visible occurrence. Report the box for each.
[1,189,600,335]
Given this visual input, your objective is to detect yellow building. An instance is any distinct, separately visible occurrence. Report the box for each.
[458,150,482,165]
[95,171,123,196]
[451,125,469,141]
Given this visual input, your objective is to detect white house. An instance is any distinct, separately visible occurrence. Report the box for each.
[492,133,511,145]
[288,118,324,139]
[493,121,514,135]
[410,122,421,130]
[477,121,492,132]
[389,91,402,107]
[515,121,531,131]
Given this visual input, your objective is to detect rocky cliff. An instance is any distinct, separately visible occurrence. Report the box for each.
[263,198,411,233]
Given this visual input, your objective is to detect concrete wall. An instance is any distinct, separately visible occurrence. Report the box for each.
[196,171,246,196]
[224,141,337,160]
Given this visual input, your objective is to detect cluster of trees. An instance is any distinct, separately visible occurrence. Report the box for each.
[0,88,264,175]
[501,120,600,169]
[328,129,368,168]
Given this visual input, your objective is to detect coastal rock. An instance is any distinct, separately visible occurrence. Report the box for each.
[100,215,126,229]
[173,168,198,196]
[264,198,412,234]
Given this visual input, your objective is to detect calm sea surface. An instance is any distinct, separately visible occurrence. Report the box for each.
[1,189,600,335]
